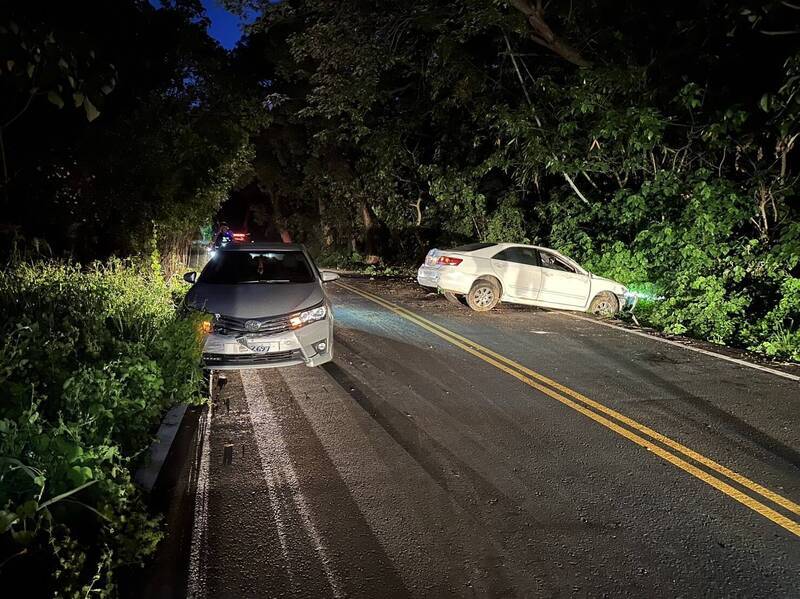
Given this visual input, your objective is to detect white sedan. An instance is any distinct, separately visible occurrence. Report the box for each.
[417,242,635,314]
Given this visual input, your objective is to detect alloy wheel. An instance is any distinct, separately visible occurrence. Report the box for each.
[474,286,494,308]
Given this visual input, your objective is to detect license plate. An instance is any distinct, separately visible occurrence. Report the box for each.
[236,337,275,353]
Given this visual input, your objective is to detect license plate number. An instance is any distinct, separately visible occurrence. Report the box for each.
[235,337,274,353]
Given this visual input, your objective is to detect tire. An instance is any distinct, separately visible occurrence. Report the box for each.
[442,290,466,307]
[466,278,501,312]
[589,292,619,317]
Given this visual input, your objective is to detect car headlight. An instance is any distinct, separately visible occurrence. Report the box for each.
[289,304,328,329]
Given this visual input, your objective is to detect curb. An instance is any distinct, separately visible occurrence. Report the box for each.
[135,404,189,493]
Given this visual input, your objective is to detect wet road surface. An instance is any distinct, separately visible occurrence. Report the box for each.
[142,277,800,598]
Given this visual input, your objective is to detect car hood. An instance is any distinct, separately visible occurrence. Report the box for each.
[186,282,324,318]
[591,274,627,292]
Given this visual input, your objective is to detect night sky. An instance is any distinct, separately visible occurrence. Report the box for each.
[200,0,256,50]
[148,0,256,50]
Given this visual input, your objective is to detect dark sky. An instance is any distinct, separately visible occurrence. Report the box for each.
[148,0,257,50]
[201,0,257,50]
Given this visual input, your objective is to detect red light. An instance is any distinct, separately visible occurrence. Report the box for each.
[232,233,247,241]
[437,256,463,266]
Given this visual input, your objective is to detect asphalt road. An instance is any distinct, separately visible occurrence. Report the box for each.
[141,276,800,598]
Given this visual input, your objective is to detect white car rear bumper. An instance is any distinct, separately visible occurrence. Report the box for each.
[417,264,440,288]
[417,265,473,294]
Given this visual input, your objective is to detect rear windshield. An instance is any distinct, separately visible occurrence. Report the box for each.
[448,242,496,252]
[199,251,315,284]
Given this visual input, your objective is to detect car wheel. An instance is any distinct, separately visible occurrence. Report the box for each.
[589,292,619,317]
[466,278,500,312]
[442,290,466,307]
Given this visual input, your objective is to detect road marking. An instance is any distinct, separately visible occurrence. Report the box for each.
[396,305,800,518]
[564,312,800,382]
[241,369,345,598]
[187,400,212,599]
[339,282,800,517]
[236,370,298,590]
[336,281,800,538]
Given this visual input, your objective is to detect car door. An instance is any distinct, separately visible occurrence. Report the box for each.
[490,247,543,300]
[537,250,591,307]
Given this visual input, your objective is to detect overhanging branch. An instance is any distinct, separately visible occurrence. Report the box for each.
[506,0,591,67]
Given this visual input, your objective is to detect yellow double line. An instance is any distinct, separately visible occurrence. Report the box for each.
[336,280,800,538]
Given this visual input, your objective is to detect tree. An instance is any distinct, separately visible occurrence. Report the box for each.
[0,0,266,260]
[505,0,591,67]
[233,0,800,358]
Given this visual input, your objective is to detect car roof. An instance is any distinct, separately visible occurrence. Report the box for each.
[454,242,585,267]
[456,242,551,255]
[220,242,307,252]
[490,242,549,251]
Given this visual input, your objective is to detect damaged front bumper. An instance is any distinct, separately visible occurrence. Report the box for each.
[202,317,333,370]
[620,291,639,313]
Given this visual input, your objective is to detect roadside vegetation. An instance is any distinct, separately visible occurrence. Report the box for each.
[1,4,227,593]
[229,0,800,362]
[0,260,204,596]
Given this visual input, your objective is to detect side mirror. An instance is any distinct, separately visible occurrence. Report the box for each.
[183,271,197,284]
[321,271,340,283]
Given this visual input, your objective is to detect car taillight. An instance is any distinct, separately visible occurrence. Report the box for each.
[437,256,463,266]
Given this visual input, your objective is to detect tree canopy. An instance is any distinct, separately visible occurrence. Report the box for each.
[220,0,799,358]
[1,1,799,356]
[0,0,266,259]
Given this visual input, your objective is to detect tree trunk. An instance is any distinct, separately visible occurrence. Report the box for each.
[411,194,423,227]
[507,0,591,68]
[270,189,292,243]
[0,127,9,207]
[318,196,334,249]
[412,192,426,262]
[360,199,381,264]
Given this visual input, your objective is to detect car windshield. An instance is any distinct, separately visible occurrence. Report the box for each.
[199,251,315,284]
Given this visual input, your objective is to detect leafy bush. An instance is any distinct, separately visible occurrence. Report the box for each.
[316,250,415,277]
[0,260,204,597]
[550,171,800,361]
[315,249,367,270]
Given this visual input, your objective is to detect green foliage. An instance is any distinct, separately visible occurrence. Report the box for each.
[0,19,116,123]
[555,172,800,357]
[1,2,267,261]
[485,195,529,244]
[238,0,800,361]
[315,249,364,270]
[0,261,204,596]
[315,250,414,277]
